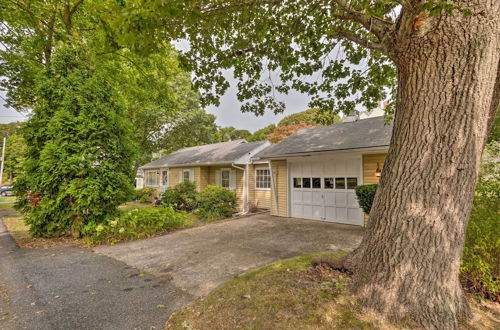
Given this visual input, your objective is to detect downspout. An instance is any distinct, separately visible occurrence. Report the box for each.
[231,163,248,214]
[268,160,278,216]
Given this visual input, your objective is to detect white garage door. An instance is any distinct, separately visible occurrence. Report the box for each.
[290,158,364,226]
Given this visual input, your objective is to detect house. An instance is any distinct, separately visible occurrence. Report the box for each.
[253,116,392,226]
[139,140,272,212]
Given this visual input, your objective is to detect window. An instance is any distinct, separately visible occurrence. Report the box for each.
[312,177,321,188]
[221,169,230,188]
[324,177,334,189]
[145,171,159,187]
[347,177,358,189]
[303,178,311,188]
[161,170,169,186]
[183,170,190,182]
[256,169,271,189]
[335,177,346,189]
[293,177,302,188]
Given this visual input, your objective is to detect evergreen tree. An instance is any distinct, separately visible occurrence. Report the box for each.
[16,45,136,237]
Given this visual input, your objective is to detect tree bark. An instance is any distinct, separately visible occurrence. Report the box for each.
[348,1,500,329]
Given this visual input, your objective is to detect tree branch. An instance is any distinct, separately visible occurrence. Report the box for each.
[331,28,387,54]
[332,0,394,41]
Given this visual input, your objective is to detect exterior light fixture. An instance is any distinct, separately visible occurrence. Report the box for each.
[375,163,382,177]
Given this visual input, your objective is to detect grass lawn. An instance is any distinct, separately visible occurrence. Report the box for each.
[167,253,500,330]
[0,196,16,202]
[2,213,83,248]
[118,201,153,211]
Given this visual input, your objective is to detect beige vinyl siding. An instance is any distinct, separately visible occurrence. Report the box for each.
[270,160,288,217]
[198,167,209,190]
[248,164,272,209]
[362,153,387,184]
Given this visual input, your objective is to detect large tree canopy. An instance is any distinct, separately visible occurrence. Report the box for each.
[107,1,500,328]
[0,0,199,165]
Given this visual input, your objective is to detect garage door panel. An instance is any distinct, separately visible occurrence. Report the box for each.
[335,192,347,205]
[347,192,359,207]
[336,207,347,221]
[324,191,335,203]
[312,191,323,202]
[293,204,303,218]
[293,190,302,202]
[347,208,363,225]
[325,206,335,221]
[303,205,313,218]
[302,191,312,203]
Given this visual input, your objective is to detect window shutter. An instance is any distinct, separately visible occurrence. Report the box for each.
[179,169,183,183]
[189,169,195,182]
[229,169,237,190]
[216,170,221,186]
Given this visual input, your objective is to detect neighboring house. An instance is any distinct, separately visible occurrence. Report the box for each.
[253,116,392,226]
[139,140,272,212]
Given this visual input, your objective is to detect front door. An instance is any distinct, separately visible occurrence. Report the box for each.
[160,169,169,193]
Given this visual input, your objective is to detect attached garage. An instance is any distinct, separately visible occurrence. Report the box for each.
[254,116,393,226]
[289,157,364,225]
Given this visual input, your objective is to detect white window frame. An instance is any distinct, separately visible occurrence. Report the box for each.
[145,170,159,187]
[255,168,271,190]
[220,168,231,188]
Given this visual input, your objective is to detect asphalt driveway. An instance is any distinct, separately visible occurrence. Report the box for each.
[94,214,364,297]
[1,212,363,329]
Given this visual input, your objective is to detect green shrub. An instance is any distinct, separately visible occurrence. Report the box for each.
[195,185,237,220]
[161,181,198,211]
[461,142,499,299]
[14,46,136,237]
[354,184,378,215]
[83,206,190,245]
[134,188,157,203]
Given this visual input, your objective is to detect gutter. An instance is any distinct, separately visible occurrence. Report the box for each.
[231,163,248,215]
[256,145,390,161]
[268,160,279,216]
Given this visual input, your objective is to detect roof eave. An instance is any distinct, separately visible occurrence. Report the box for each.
[256,145,390,160]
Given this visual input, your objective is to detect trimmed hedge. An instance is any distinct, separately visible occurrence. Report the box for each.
[354,184,378,215]
[195,185,238,220]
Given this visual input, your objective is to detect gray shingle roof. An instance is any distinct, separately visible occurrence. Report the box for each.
[140,140,268,169]
[256,116,392,158]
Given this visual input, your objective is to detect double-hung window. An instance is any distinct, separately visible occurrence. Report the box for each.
[145,170,159,187]
[221,169,231,188]
[255,169,271,190]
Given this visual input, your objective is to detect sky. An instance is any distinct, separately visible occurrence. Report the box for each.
[207,86,314,132]
[0,91,26,124]
[0,82,315,131]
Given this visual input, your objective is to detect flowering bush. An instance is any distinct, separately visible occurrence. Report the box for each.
[83,206,190,245]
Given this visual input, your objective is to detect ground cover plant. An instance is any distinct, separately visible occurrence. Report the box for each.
[83,206,190,245]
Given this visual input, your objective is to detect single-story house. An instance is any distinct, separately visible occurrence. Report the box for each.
[139,140,272,212]
[253,116,392,226]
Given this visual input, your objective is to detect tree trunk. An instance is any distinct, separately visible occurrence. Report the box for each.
[348,2,500,329]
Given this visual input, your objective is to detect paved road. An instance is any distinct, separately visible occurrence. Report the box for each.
[0,212,192,330]
[1,212,363,329]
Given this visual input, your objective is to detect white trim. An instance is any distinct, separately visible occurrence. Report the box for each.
[269,161,278,215]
